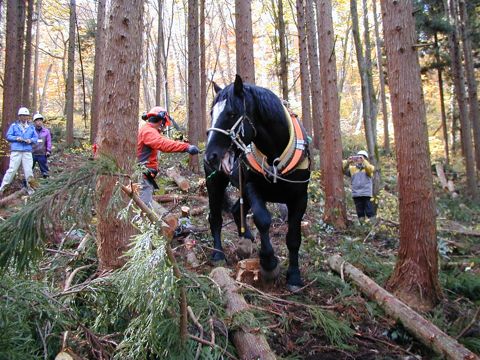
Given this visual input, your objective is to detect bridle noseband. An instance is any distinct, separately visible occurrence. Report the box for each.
[206,99,257,154]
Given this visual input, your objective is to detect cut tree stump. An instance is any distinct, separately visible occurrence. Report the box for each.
[210,267,276,360]
[328,254,479,360]
[166,167,189,192]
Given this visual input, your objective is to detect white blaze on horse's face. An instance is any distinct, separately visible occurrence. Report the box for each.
[209,99,227,143]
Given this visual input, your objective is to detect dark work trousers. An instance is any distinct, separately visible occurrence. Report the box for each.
[32,154,49,177]
[353,196,375,218]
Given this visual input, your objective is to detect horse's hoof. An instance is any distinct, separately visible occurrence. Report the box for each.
[286,283,303,292]
[261,260,281,282]
[236,238,253,259]
[286,268,304,291]
[211,251,226,266]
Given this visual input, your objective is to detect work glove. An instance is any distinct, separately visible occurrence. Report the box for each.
[46,152,51,157]
[186,145,199,155]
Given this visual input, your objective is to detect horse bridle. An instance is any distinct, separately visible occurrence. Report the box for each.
[206,99,257,154]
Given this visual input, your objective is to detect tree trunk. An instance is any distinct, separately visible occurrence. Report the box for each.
[328,255,478,360]
[277,0,289,101]
[362,0,378,141]
[337,20,351,101]
[90,0,106,144]
[459,0,480,173]
[351,0,375,162]
[446,0,477,197]
[31,0,42,113]
[434,32,450,165]
[39,63,52,114]
[306,0,322,152]
[295,0,312,137]
[1,0,25,176]
[22,0,33,108]
[318,0,347,229]
[187,0,200,173]
[65,0,76,146]
[372,0,390,153]
[200,0,207,141]
[95,0,145,270]
[380,0,442,311]
[210,267,277,360]
[235,0,255,83]
[155,0,165,107]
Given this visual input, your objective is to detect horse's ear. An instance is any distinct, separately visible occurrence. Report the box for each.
[212,81,222,94]
[233,74,244,97]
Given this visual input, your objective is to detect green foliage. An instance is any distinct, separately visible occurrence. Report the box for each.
[460,337,480,355]
[307,307,354,349]
[0,156,122,273]
[0,275,71,359]
[106,215,232,359]
[442,270,480,301]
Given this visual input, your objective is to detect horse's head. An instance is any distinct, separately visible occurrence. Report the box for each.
[205,75,257,175]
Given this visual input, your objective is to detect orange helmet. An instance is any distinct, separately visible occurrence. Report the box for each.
[146,106,172,126]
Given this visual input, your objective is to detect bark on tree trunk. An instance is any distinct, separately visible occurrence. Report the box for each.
[380,0,442,311]
[187,0,200,173]
[318,0,347,229]
[306,0,323,152]
[328,255,478,360]
[1,0,26,176]
[434,32,450,165]
[459,0,480,173]
[351,0,376,164]
[277,0,289,101]
[65,0,76,146]
[32,0,42,113]
[22,0,33,109]
[155,0,165,106]
[39,63,52,114]
[95,0,145,271]
[446,0,477,197]
[210,267,277,360]
[295,0,313,137]
[90,0,106,144]
[200,0,207,141]
[372,0,390,153]
[235,0,255,84]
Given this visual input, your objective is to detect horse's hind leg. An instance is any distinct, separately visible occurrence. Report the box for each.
[245,183,279,280]
[285,196,308,291]
[206,171,230,264]
[231,198,254,259]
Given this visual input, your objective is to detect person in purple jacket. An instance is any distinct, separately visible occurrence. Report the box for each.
[32,113,52,178]
[0,107,38,194]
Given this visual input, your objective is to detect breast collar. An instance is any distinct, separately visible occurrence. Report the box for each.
[244,105,309,181]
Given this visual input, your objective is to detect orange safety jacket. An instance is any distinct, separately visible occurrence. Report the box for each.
[137,123,189,170]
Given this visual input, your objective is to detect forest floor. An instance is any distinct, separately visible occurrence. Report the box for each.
[1,148,479,359]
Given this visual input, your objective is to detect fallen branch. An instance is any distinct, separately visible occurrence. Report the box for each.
[120,184,188,345]
[64,264,94,291]
[0,188,27,208]
[328,254,479,360]
[210,267,276,360]
[153,194,208,204]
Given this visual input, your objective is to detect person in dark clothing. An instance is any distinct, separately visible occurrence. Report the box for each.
[32,113,52,178]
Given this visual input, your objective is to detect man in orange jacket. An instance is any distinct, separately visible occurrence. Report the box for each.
[138,106,199,206]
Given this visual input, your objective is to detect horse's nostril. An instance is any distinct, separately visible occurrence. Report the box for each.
[206,152,218,165]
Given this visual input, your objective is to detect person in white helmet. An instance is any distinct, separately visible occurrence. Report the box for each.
[342,150,376,223]
[0,107,38,195]
[32,113,52,178]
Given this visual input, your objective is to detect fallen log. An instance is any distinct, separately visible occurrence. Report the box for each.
[153,194,208,204]
[210,267,276,360]
[166,167,189,192]
[0,188,27,208]
[328,254,478,360]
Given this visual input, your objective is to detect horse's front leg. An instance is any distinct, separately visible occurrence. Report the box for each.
[245,183,280,280]
[285,195,308,291]
[206,172,230,264]
[231,198,254,259]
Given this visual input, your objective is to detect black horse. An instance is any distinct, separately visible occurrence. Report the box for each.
[204,75,310,291]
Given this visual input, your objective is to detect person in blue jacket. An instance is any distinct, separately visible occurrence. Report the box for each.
[0,107,38,194]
